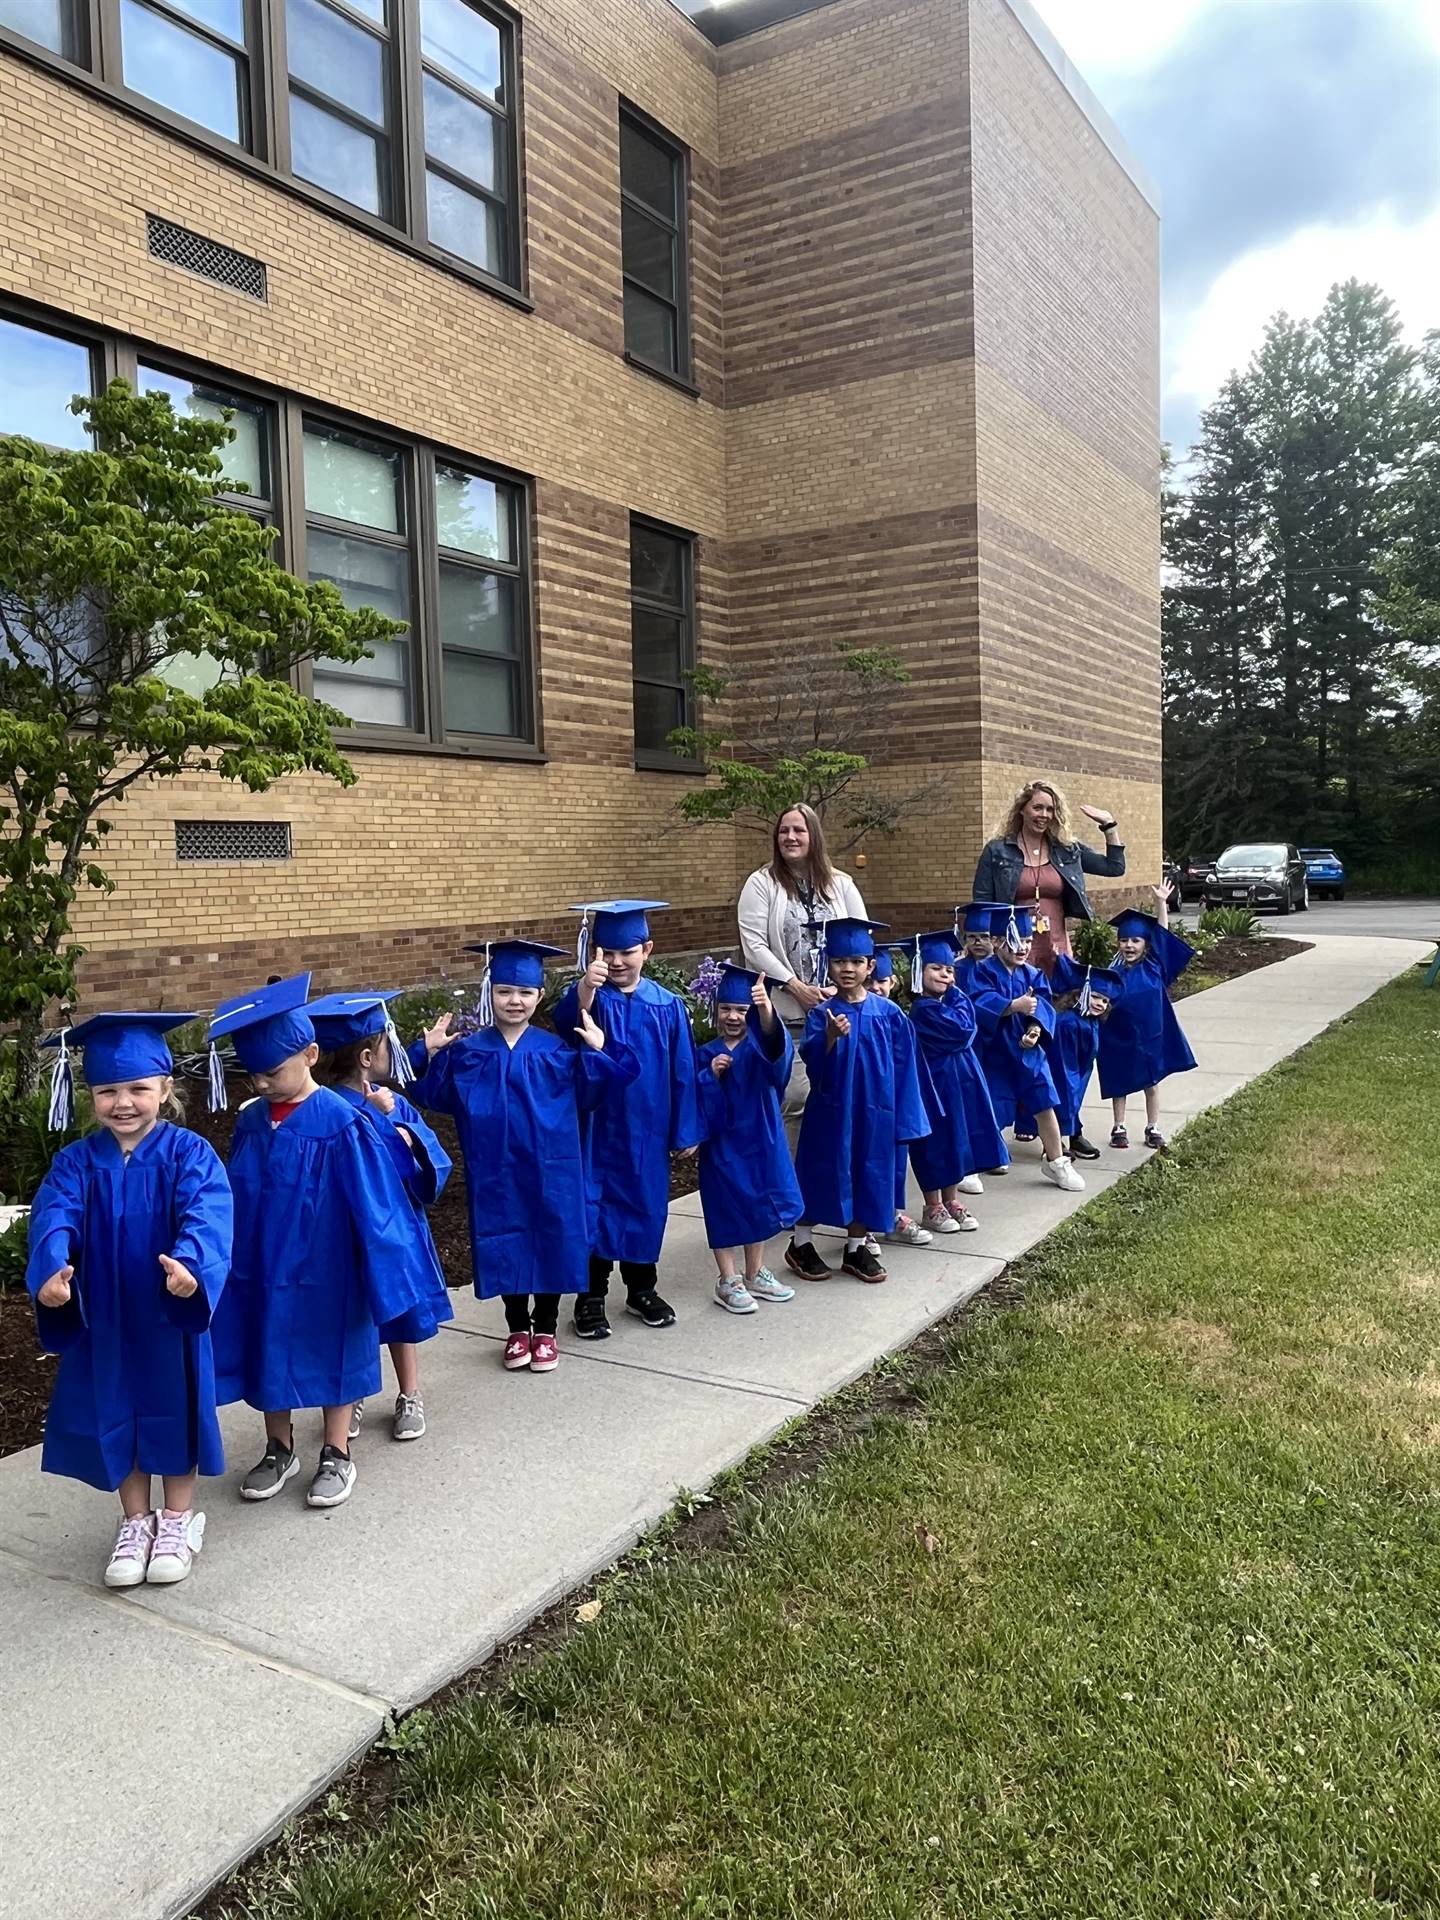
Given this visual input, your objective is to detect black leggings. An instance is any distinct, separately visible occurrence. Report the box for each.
[502,1293,561,1335]
[587,1255,658,1302]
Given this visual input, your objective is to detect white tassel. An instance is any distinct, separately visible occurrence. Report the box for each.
[1005,910,1023,954]
[913,935,923,981]
[951,904,961,937]
[46,1030,74,1134]
[1078,967,1093,1017]
[385,1008,415,1086]
[816,923,828,986]
[576,913,590,973]
[207,1041,227,1113]
[477,942,494,1029]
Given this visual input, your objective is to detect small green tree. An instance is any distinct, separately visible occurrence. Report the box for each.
[0,380,403,1092]
[667,641,948,848]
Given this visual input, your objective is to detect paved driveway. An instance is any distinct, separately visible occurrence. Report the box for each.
[1175,896,1436,941]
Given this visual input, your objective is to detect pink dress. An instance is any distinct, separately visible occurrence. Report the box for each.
[1019,861,1071,975]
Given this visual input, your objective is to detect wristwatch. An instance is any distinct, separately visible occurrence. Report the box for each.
[1098,819,1118,834]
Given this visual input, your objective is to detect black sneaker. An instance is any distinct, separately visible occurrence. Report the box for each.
[1069,1132,1102,1161]
[785,1239,833,1282]
[573,1295,611,1340]
[1143,1125,1166,1150]
[841,1243,888,1284]
[625,1289,676,1329]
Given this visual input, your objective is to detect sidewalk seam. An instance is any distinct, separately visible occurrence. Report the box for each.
[436,1322,814,1407]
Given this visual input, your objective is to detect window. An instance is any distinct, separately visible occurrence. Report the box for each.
[434,463,524,736]
[0,313,97,448]
[619,107,689,380]
[0,0,522,293]
[629,517,694,763]
[119,0,251,144]
[304,421,414,729]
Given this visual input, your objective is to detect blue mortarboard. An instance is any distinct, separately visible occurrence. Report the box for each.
[461,938,567,1028]
[912,929,962,970]
[715,962,768,1004]
[960,900,1004,935]
[992,905,1035,950]
[306,989,416,1087]
[820,917,889,965]
[871,950,895,983]
[1110,910,1193,976]
[208,973,315,1101]
[42,1011,195,1132]
[1050,956,1125,1013]
[569,899,667,966]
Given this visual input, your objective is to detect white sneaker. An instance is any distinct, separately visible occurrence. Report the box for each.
[885,1213,933,1247]
[988,1164,1010,1177]
[950,1207,980,1232]
[104,1511,156,1588]
[749,1267,796,1302]
[147,1510,205,1585]
[1041,1155,1086,1193]
[714,1274,759,1315]
[958,1173,984,1195]
[922,1205,964,1235]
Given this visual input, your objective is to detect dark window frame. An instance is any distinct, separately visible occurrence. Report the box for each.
[628,512,700,774]
[619,100,691,386]
[0,0,528,308]
[0,296,542,760]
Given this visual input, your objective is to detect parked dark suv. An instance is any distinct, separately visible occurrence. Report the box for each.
[1203,842,1309,915]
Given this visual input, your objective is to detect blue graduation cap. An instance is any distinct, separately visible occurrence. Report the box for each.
[912,929,962,970]
[306,989,416,1087]
[818,918,889,973]
[208,973,315,1104]
[569,900,667,968]
[871,949,895,984]
[1110,909,1192,976]
[959,900,1004,935]
[1051,955,1125,1013]
[991,905,1035,951]
[461,938,567,1029]
[42,1011,195,1132]
[1081,966,1125,1008]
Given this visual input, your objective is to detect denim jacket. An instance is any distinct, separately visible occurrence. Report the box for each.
[972,835,1127,924]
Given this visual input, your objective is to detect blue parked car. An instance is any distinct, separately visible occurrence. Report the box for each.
[1299,847,1346,900]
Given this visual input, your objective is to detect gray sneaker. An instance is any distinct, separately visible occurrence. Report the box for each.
[306,1445,357,1509]
[347,1401,364,1442]
[391,1392,426,1441]
[240,1438,299,1502]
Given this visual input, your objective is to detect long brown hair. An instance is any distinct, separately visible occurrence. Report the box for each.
[994,780,1074,848]
[768,803,838,900]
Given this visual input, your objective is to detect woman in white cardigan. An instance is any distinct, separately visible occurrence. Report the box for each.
[736,803,867,1136]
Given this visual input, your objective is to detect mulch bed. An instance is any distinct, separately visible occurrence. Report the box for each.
[0,936,1299,1463]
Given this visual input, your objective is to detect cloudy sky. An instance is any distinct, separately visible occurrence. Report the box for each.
[1027,0,1440,456]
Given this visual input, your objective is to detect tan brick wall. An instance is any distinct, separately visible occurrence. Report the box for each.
[0,0,1162,1004]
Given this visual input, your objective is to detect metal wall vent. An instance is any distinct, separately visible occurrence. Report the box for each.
[146,215,268,301]
[175,820,292,862]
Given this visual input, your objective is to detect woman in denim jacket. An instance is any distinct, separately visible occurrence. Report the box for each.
[972,780,1126,975]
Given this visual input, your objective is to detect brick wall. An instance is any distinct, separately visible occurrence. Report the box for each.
[0,0,1162,1007]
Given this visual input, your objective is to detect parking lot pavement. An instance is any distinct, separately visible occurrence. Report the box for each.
[1172,896,1435,941]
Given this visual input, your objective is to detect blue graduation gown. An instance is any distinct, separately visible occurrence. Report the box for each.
[553,978,704,1263]
[1053,1012,1101,1135]
[795,994,930,1232]
[214,1086,444,1411]
[25,1123,233,1491]
[1098,942,1198,1098]
[697,1014,803,1249]
[407,1026,640,1297]
[330,1085,454,1343]
[909,988,1007,1188]
[972,958,1061,1120]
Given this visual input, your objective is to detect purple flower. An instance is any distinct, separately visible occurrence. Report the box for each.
[688,955,726,1009]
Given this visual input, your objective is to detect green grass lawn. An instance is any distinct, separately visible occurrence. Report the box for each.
[214,973,1440,1920]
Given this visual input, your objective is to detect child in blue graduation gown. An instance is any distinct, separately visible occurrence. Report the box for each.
[907,929,1005,1234]
[864,949,934,1253]
[1099,888,1198,1150]
[972,908,1086,1192]
[26,1013,233,1590]
[697,966,801,1314]
[310,990,454,1441]
[955,900,1004,999]
[1046,959,1125,1162]
[953,903,1012,1181]
[209,974,444,1513]
[553,902,704,1338]
[409,940,638,1374]
[787,917,930,1285]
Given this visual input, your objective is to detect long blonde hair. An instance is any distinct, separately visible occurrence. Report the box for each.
[995,780,1074,847]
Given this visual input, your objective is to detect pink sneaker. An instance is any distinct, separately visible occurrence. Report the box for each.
[503,1331,532,1370]
[530,1333,559,1372]
[104,1510,156,1589]
[147,1509,206,1585]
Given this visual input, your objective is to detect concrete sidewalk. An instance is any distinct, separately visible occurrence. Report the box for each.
[0,933,1425,1920]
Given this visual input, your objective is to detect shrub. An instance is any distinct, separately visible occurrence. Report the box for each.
[0,1210,28,1292]
[1071,919,1119,966]
[1200,905,1262,939]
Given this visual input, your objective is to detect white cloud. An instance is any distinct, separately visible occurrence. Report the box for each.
[1164,207,1440,426]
